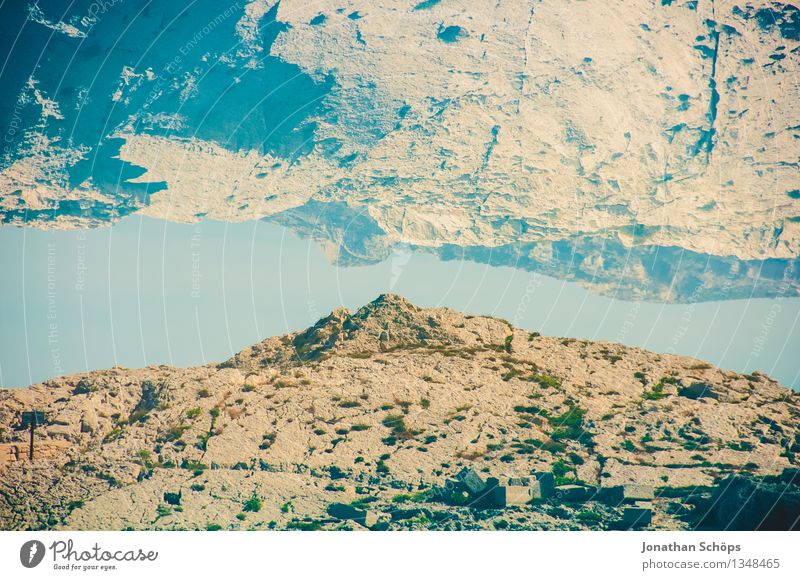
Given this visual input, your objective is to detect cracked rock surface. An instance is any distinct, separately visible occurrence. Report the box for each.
[0,1,798,301]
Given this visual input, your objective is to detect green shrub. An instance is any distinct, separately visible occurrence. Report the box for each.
[568,452,584,465]
[524,438,567,454]
[286,519,323,531]
[102,427,124,444]
[576,511,603,524]
[186,408,202,420]
[548,405,589,441]
[260,433,277,450]
[513,405,548,416]
[531,373,562,389]
[161,423,190,443]
[726,441,754,452]
[243,494,262,512]
[382,414,419,441]
[642,382,666,401]
[163,492,181,506]
[181,459,208,474]
[552,460,574,479]
[67,499,84,511]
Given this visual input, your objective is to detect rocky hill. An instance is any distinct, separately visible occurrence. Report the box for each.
[1,294,798,530]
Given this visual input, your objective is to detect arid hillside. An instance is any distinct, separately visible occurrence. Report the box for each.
[1,295,798,530]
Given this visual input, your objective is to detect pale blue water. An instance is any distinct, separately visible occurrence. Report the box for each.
[1,216,798,389]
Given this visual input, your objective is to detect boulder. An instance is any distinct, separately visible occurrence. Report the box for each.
[678,382,718,400]
[327,503,381,528]
[779,468,800,486]
[693,475,800,531]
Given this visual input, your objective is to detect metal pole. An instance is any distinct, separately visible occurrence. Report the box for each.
[29,421,34,461]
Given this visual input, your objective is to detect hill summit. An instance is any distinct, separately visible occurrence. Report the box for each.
[1,296,798,530]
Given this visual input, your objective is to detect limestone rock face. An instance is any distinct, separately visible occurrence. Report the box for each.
[0,295,797,530]
[1,1,798,301]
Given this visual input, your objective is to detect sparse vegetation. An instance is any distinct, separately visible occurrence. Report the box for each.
[548,404,589,442]
[530,373,562,389]
[382,413,420,443]
[260,433,277,450]
[642,382,666,401]
[102,427,124,444]
[243,494,262,512]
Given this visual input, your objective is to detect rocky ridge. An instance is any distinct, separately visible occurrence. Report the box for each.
[0,294,798,530]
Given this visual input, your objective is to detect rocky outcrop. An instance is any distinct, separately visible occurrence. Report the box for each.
[689,471,800,530]
[1,1,798,301]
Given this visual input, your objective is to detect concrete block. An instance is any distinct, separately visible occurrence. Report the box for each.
[490,485,534,507]
[555,484,597,502]
[457,468,487,495]
[532,472,555,498]
[599,484,655,504]
[622,506,652,528]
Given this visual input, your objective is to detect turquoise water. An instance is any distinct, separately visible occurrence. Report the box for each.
[0,216,797,389]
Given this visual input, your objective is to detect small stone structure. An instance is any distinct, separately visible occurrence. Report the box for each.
[531,472,555,499]
[598,484,654,505]
[486,477,537,507]
[457,468,488,495]
[0,440,71,469]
